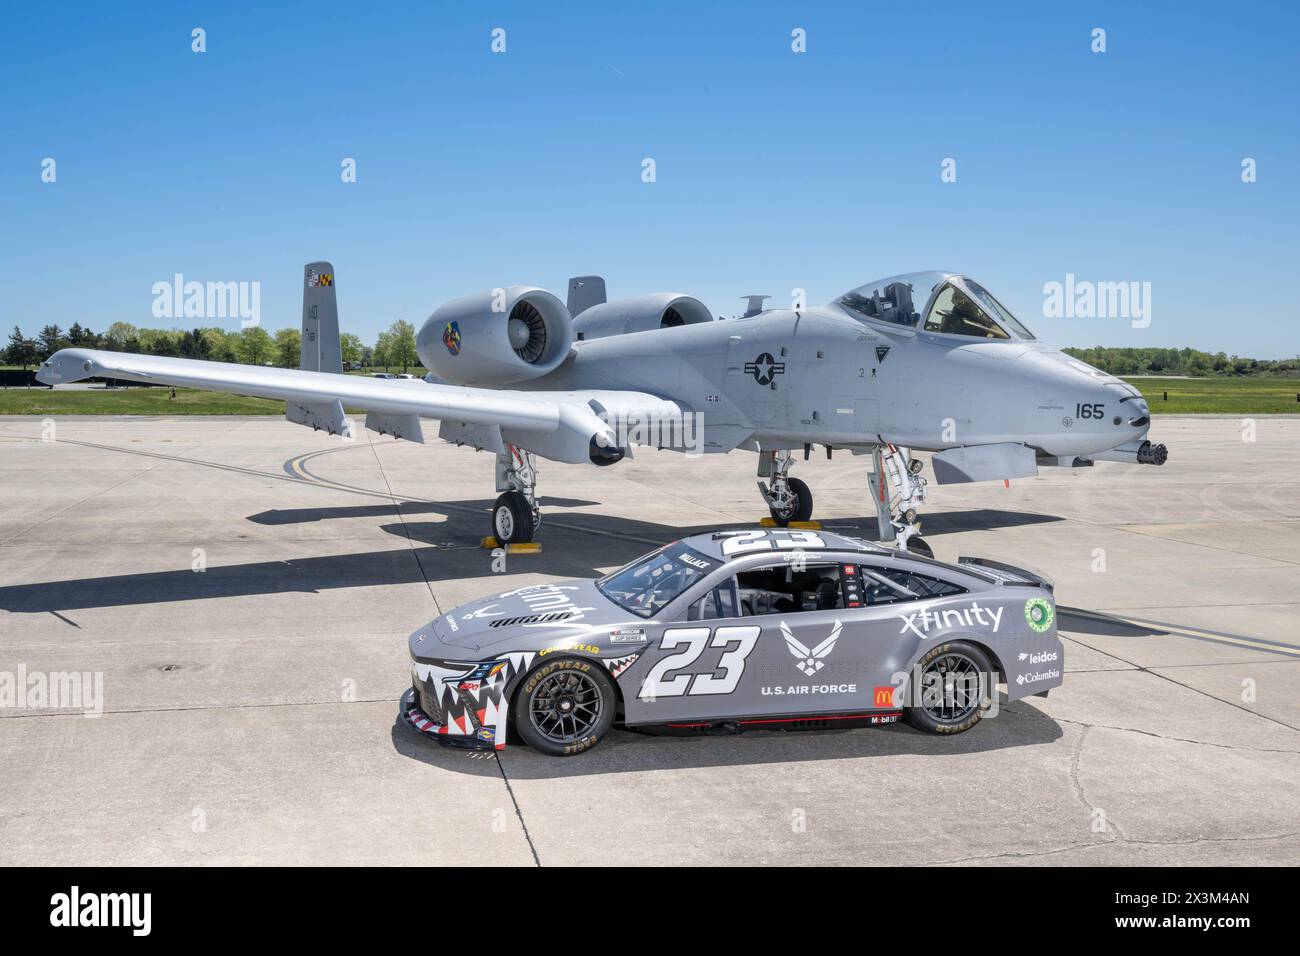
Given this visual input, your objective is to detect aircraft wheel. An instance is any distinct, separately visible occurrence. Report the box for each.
[492,492,535,544]
[906,535,934,559]
[769,477,813,526]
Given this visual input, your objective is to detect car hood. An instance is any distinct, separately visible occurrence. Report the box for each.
[417,580,642,654]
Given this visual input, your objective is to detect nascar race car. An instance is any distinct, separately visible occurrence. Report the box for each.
[400,529,1062,756]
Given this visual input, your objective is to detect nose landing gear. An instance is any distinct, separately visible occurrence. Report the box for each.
[491,445,542,544]
[757,449,814,525]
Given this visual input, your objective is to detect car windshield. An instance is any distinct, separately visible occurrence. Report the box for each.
[597,543,719,618]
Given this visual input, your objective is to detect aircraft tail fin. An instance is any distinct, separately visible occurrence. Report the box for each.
[300,261,342,373]
[566,275,607,317]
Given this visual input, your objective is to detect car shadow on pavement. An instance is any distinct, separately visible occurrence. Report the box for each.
[389,699,1064,778]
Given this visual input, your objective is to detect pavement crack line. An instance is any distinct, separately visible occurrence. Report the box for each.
[493,754,541,867]
[1060,728,1123,842]
[1066,725,1127,843]
[926,831,1300,866]
[362,431,442,617]
[1056,632,1300,734]
[4,423,248,544]
[1052,716,1300,755]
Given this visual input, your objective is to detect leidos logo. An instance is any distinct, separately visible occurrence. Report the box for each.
[1017,650,1058,664]
[50,886,151,936]
[781,619,840,675]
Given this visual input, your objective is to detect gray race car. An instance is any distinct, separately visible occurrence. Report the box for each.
[400,529,1062,755]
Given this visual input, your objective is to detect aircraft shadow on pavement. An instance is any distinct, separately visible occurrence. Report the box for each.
[0,503,1065,614]
[245,496,599,526]
[389,699,1063,777]
[1057,607,1169,638]
[249,496,1059,545]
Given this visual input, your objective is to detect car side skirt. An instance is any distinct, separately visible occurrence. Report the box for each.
[630,709,904,736]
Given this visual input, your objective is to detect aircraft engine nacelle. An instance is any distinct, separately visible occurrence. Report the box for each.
[417,286,574,386]
[572,293,712,340]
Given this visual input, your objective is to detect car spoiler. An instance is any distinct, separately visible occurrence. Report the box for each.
[957,557,1054,592]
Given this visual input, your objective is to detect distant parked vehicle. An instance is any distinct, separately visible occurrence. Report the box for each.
[371,372,396,379]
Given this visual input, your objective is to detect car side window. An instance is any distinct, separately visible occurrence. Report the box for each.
[686,578,740,621]
[861,565,966,605]
[735,562,845,616]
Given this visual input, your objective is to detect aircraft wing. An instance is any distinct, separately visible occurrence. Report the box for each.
[36,348,686,465]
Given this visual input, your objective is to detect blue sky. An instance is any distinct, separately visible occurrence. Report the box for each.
[2,1,1296,355]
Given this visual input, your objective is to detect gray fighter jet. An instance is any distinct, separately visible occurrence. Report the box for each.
[37,264,1167,555]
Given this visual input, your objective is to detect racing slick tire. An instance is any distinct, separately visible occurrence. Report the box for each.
[769,477,814,526]
[492,491,534,545]
[903,640,997,735]
[515,656,616,756]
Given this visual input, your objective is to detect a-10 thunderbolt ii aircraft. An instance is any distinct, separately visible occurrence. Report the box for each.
[37,264,1167,556]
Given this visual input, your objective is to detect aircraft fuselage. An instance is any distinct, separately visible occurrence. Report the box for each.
[521,303,1151,460]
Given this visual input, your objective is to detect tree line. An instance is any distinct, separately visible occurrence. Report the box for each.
[1062,347,1298,377]
[6,325,1293,380]
[4,320,421,373]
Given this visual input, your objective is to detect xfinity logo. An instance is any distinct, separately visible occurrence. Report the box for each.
[898,603,1003,638]
[781,620,840,675]
[50,886,151,936]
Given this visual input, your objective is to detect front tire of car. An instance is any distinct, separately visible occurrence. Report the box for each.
[515,657,616,756]
[903,641,996,735]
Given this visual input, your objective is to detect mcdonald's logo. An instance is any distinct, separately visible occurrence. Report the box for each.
[873,685,895,707]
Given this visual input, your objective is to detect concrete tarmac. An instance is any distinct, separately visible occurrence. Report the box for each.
[1,415,1297,865]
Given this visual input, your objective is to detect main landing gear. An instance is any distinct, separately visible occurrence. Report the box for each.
[869,444,933,558]
[757,450,814,525]
[491,445,542,544]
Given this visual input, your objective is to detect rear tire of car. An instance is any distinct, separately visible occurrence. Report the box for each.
[515,657,616,756]
[903,641,996,735]
[769,477,813,526]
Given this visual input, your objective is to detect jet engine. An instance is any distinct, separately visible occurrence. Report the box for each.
[417,286,574,386]
[572,293,713,340]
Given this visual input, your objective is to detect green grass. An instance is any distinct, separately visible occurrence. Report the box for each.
[0,386,286,415]
[3,375,1297,416]
[1123,376,1300,414]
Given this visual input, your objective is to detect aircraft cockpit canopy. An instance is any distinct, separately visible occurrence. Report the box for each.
[836,271,1035,340]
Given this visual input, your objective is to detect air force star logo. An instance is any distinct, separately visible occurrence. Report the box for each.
[780,619,842,676]
[744,352,785,386]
